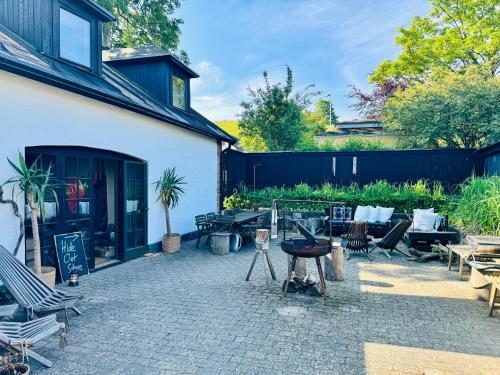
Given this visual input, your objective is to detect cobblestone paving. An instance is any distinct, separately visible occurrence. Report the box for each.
[24,238,500,374]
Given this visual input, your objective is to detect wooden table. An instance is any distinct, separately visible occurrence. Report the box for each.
[214,210,271,232]
[232,210,271,225]
[485,274,500,317]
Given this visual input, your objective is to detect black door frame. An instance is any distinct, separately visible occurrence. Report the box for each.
[25,146,147,270]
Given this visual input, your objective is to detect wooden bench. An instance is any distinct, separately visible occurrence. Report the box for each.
[485,274,500,317]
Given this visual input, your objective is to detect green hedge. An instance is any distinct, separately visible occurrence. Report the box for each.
[224,180,450,213]
[224,177,500,236]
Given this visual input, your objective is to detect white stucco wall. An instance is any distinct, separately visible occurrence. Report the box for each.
[0,70,219,261]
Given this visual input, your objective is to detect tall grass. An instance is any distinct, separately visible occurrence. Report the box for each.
[450,176,500,236]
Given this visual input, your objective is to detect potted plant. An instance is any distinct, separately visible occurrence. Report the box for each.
[0,353,29,375]
[154,168,185,253]
[4,152,58,287]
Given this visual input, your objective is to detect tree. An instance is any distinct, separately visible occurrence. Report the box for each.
[371,0,499,84]
[239,67,317,151]
[303,99,337,134]
[348,79,408,119]
[382,68,500,148]
[96,0,189,64]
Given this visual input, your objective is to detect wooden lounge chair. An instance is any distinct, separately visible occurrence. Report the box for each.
[369,219,412,259]
[0,245,82,325]
[0,315,65,367]
[343,221,372,261]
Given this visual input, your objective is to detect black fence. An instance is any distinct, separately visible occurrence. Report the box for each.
[221,148,477,199]
[475,142,500,177]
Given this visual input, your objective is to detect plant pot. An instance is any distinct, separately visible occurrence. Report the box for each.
[35,266,56,288]
[162,234,181,253]
[0,364,30,375]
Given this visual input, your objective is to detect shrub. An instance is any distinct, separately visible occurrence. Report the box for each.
[450,176,500,236]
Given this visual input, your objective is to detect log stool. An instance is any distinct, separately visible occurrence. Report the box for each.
[324,242,344,281]
[246,229,276,283]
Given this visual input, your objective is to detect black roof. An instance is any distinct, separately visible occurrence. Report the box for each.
[103,46,199,78]
[80,0,116,22]
[0,25,236,144]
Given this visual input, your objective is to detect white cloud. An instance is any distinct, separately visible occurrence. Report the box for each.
[191,95,241,121]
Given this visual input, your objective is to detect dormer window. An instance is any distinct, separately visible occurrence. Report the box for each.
[172,74,186,110]
[59,8,91,67]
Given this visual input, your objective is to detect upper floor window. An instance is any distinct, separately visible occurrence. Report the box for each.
[172,74,186,110]
[59,8,91,67]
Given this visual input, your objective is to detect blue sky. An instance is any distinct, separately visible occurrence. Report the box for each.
[176,0,430,122]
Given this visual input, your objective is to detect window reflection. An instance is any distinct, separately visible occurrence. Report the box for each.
[60,8,91,67]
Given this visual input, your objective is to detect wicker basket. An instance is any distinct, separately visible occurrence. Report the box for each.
[162,234,181,253]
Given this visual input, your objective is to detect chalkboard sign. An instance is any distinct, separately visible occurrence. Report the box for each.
[54,232,89,282]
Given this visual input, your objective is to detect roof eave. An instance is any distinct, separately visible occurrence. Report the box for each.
[82,0,116,22]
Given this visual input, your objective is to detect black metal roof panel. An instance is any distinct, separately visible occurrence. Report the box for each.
[0,26,236,144]
[103,46,199,78]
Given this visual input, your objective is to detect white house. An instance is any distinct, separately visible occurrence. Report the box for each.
[0,0,236,270]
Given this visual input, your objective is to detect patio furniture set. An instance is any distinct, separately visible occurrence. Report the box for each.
[195,209,271,251]
[444,236,500,316]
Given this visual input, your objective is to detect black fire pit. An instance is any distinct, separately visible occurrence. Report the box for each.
[281,223,331,300]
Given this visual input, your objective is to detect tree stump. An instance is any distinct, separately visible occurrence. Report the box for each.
[289,255,307,276]
[325,242,344,281]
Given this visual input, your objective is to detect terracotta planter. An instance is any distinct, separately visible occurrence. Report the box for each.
[35,266,56,288]
[0,364,30,375]
[162,234,181,253]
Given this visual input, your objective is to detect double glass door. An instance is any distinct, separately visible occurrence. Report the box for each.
[25,147,148,271]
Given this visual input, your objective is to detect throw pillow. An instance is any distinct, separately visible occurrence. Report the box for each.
[377,206,395,223]
[353,205,370,222]
[367,206,381,223]
[413,211,439,231]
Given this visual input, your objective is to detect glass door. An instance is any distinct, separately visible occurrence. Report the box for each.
[62,156,94,269]
[123,161,148,260]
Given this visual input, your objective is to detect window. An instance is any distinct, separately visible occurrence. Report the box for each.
[172,74,186,109]
[59,8,91,67]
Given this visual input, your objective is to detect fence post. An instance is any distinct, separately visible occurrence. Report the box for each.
[271,199,278,239]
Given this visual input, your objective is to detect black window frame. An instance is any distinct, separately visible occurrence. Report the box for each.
[55,0,99,73]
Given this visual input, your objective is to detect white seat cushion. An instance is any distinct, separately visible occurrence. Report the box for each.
[353,206,370,222]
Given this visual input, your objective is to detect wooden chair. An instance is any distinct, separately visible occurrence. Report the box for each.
[0,245,82,326]
[343,221,372,261]
[0,315,65,367]
[369,219,412,259]
[195,214,212,248]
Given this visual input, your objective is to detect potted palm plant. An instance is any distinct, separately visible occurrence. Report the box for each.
[4,152,58,287]
[154,168,185,253]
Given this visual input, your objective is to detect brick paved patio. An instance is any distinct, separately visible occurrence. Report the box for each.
[24,239,500,374]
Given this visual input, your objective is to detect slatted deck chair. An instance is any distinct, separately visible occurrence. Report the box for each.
[369,219,412,259]
[195,214,211,248]
[0,245,82,326]
[0,315,65,367]
[342,221,372,261]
